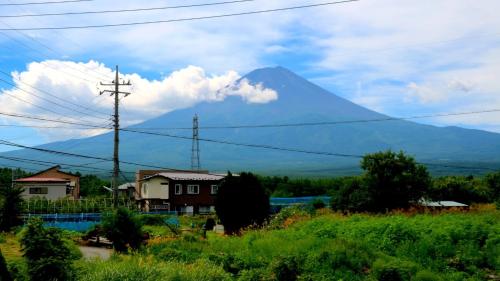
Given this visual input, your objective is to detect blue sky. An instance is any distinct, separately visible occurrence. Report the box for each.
[1,0,500,152]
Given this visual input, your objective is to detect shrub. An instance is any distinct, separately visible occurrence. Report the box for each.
[414,270,442,281]
[311,198,326,210]
[21,218,78,281]
[0,249,13,281]
[137,214,167,226]
[102,207,144,252]
[270,256,301,281]
[268,206,310,229]
[372,258,419,281]
[0,185,24,232]
[215,172,270,234]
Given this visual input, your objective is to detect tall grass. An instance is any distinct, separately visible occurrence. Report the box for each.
[81,209,499,280]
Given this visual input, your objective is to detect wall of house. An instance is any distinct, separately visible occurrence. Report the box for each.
[168,180,219,214]
[140,177,170,200]
[20,183,68,200]
[35,168,80,199]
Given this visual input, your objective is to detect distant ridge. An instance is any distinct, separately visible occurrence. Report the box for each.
[2,66,500,176]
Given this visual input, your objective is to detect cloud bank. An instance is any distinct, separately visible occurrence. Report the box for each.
[0,61,278,140]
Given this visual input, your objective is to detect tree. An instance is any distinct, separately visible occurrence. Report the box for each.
[361,150,431,211]
[102,207,144,252]
[331,176,374,212]
[0,185,24,232]
[485,171,500,200]
[0,249,13,281]
[21,218,77,281]
[215,172,270,234]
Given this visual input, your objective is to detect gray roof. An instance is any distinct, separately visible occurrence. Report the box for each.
[118,182,135,190]
[145,172,224,181]
[419,200,468,207]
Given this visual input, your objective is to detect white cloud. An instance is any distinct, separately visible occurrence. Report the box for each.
[0,61,278,140]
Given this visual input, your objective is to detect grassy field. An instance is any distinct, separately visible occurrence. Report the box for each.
[2,207,499,281]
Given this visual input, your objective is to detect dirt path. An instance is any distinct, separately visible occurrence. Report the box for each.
[79,246,112,260]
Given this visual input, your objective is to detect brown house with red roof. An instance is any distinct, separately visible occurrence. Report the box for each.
[14,165,80,200]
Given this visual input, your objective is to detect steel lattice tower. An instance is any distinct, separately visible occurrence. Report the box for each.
[191,114,201,171]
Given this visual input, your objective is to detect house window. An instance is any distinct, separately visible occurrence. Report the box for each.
[175,184,182,195]
[211,185,218,194]
[142,183,148,196]
[199,206,211,214]
[161,182,169,185]
[29,187,48,194]
[187,185,199,194]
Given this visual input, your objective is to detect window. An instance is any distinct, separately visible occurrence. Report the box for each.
[29,187,48,194]
[161,182,169,185]
[175,184,182,195]
[187,185,199,194]
[199,206,211,214]
[142,183,148,196]
[211,185,218,194]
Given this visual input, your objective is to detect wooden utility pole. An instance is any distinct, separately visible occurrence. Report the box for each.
[99,65,131,207]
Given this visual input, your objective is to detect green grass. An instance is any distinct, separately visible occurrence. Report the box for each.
[78,208,500,280]
[2,209,499,280]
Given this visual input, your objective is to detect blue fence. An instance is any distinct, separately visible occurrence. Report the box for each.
[270,196,331,206]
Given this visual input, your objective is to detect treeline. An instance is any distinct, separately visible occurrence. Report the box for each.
[259,168,500,205]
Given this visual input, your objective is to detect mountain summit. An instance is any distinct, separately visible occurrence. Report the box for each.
[2,67,500,175]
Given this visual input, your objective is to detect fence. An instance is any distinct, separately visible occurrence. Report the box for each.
[21,197,137,214]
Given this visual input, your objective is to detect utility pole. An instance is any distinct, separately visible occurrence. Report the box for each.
[191,114,201,171]
[99,65,131,208]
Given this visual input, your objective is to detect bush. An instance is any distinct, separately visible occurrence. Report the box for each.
[310,198,326,210]
[21,218,78,281]
[137,214,167,226]
[102,207,144,252]
[414,270,442,281]
[0,185,24,232]
[372,258,419,281]
[215,172,270,234]
[270,256,301,281]
[0,249,13,281]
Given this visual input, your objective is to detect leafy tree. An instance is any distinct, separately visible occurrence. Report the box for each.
[215,172,270,234]
[361,150,431,211]
[102,207,144,252]
[0,249,13,281]
[485,170,500,200]
[79,174,110,197]
[331,176,373,212]
[21,218,77,281]
[429,176,490,204]
[0,185,24,232]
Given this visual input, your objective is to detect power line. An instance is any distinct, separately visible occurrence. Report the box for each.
[0,76,110,122]
[131,108,500,130]
[0,124,105,130]
[0,111,111,129]
[0,70,110,118]
[120,128,499,172]
[0,0,360,31]
[0,138,189,171]
[0,0,92,6]
[0,0,256,18]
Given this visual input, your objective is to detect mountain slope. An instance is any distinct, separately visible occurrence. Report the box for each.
[2,67,500,176]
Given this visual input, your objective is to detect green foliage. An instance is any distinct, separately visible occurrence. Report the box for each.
[430,176,490,204]
[215,172,270,234]
[372,258,419,281]
[330,176,373,212]
[0,185,24,232]
[267,206,310,229]
[136,214,168,226]
[77,256,231,281]
[79,174,110,197]
[361,150,431,211]
[485,170,500,201]
[0,249,13,281]
[310,198,326,209]
[102,207,144,252]
[20,218,79,281]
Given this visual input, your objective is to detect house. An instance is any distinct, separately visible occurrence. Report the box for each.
[417,199,469,210]
[117,182,135,199]
[14,165,80,200]
[135,170,224,214]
